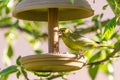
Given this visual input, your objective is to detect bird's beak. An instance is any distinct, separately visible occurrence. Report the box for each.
[59,30,62,37]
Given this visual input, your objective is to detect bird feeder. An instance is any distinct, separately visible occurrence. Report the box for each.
[13,0,94,72]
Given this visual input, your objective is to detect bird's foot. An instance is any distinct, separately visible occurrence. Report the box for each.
[75,54,84,60]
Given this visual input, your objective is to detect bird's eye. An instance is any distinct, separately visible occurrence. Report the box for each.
[62,30,65,33]
[59,30,63,35]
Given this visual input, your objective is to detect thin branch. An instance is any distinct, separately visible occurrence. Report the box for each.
[0,24,48,39]
[0,24,31,33]
[73,19,110,34]
[47,75,62,80]
[87,43,120,66]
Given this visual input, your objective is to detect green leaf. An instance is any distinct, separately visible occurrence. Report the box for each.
[114,41,120,48]
[16,56,21,66]
[92,15,99,21]
[107,0,115,5]
[1,0,9,4]
[0,17,11,24]
[5,7,10,14]
[71,19,85,25]
[13,20,19,28]
[85,49,94,60]
[100,63,111,75]
[70,0,74,4]
[89,51,101,63]
[100,62,114,78]
[21,67,29,80]
[4,32,9,38]
[89,65,99,80]
[102,17,118,41]
[16,71,21,79]
[102,4,108,10]
[35,50,43,54]
[116,2,120,10]
[7,44,13,59]
[0,74,8,80]
[0,65,18,75]
[3,44,13,65]
[100,13,104,19]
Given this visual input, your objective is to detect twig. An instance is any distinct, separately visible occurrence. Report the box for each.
[73,19,110,34]
[0,24,48,39]
[87,43,120,66]
[0,24,31,33]
[47,75,62,80]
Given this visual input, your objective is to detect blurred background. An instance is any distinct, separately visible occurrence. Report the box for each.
[0,0,120,80]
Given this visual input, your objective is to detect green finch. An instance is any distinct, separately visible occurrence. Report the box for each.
[59,28,113,58]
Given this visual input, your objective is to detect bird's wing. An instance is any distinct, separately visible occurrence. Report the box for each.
[70,32,83,39]
[78,37,97,47]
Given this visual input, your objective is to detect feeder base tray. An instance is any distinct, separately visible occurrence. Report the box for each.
[21,53,87,72]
